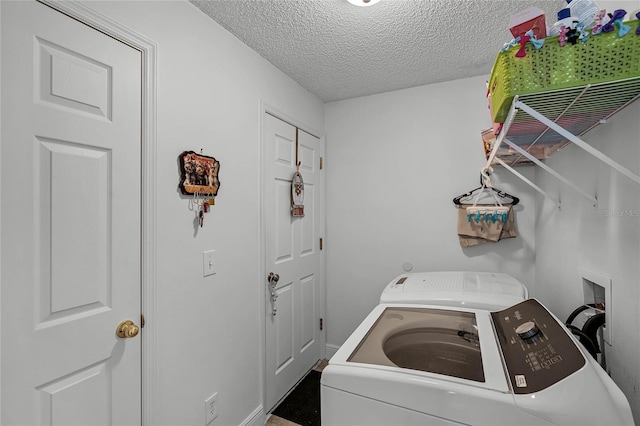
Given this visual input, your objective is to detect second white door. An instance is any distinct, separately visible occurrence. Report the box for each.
[264,113,324,412]
[1,2,143,424]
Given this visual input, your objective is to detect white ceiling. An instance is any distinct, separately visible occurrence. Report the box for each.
[189,0,567,102]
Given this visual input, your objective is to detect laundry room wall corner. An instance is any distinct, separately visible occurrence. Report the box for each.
[324,76,537,348]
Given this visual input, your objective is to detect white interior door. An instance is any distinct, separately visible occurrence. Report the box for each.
[1,1,143,425]
[264,113,324,412]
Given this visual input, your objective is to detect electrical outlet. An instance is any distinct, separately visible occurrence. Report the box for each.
[205,392,218,424]
[203,250,216,277]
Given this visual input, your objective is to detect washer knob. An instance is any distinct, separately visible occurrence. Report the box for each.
[516,321,540,339]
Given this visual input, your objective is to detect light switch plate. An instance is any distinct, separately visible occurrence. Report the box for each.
[203,250,216,277]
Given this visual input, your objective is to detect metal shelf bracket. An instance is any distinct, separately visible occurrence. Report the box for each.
[494,157,562,209]
[502,139,597,208]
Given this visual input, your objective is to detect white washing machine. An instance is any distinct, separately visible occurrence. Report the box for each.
[379,271,528,309]
[321,272,633,425]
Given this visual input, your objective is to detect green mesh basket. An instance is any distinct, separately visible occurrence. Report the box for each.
[489,19,640,123]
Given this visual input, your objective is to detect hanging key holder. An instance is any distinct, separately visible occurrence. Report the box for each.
[179,149,220,229]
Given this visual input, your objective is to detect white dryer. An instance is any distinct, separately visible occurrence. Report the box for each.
[321,272,633,425]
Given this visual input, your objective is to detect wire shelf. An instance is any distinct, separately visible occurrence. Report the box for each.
[494,76,640,167]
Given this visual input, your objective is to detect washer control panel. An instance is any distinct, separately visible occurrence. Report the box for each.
[492,299,586,394]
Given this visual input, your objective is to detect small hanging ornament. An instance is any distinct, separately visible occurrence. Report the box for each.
[291,162,305,217]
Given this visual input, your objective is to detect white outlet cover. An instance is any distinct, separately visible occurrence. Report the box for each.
[205,392,218,424]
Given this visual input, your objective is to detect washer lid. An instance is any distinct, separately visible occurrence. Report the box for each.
[349,306,485,382]
[380,271,528,309]
[329,303,509,393]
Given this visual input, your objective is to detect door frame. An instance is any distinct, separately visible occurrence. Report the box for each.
[259,101,326,414]
[0,1,159,424]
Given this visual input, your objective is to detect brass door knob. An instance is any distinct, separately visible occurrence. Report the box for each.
[116,320,140,339]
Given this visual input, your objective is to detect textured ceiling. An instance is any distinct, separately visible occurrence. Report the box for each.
[189,0,567,102]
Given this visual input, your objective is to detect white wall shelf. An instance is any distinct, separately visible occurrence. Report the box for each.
[484,77,640,205]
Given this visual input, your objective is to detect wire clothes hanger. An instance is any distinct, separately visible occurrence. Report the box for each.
[453,167,519,224]
[452,169,519,206]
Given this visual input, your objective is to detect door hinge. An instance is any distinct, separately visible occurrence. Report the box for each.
[320,157,323,170]
[320,237,323,250]
[320,318,324,331]
[141,314,146,328]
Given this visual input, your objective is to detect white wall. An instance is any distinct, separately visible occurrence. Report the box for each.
[324,76,538,348]
[534,98,640,419]
[83,2,324,425]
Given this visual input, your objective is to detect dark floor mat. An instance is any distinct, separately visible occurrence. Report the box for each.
[272,370,321,426]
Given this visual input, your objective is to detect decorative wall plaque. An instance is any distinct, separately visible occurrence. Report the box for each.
[178,151,220,196]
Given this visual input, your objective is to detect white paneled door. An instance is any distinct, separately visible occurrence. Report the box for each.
[264,113,324,412]
[1,1,142,425]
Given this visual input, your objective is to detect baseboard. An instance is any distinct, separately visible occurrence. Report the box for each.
[240,405,264,426]
[325,343,340,360]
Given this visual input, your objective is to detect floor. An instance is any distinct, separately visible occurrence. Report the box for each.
[265,359,328,426]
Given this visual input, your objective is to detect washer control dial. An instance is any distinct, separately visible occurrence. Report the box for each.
[516,321,540,339]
